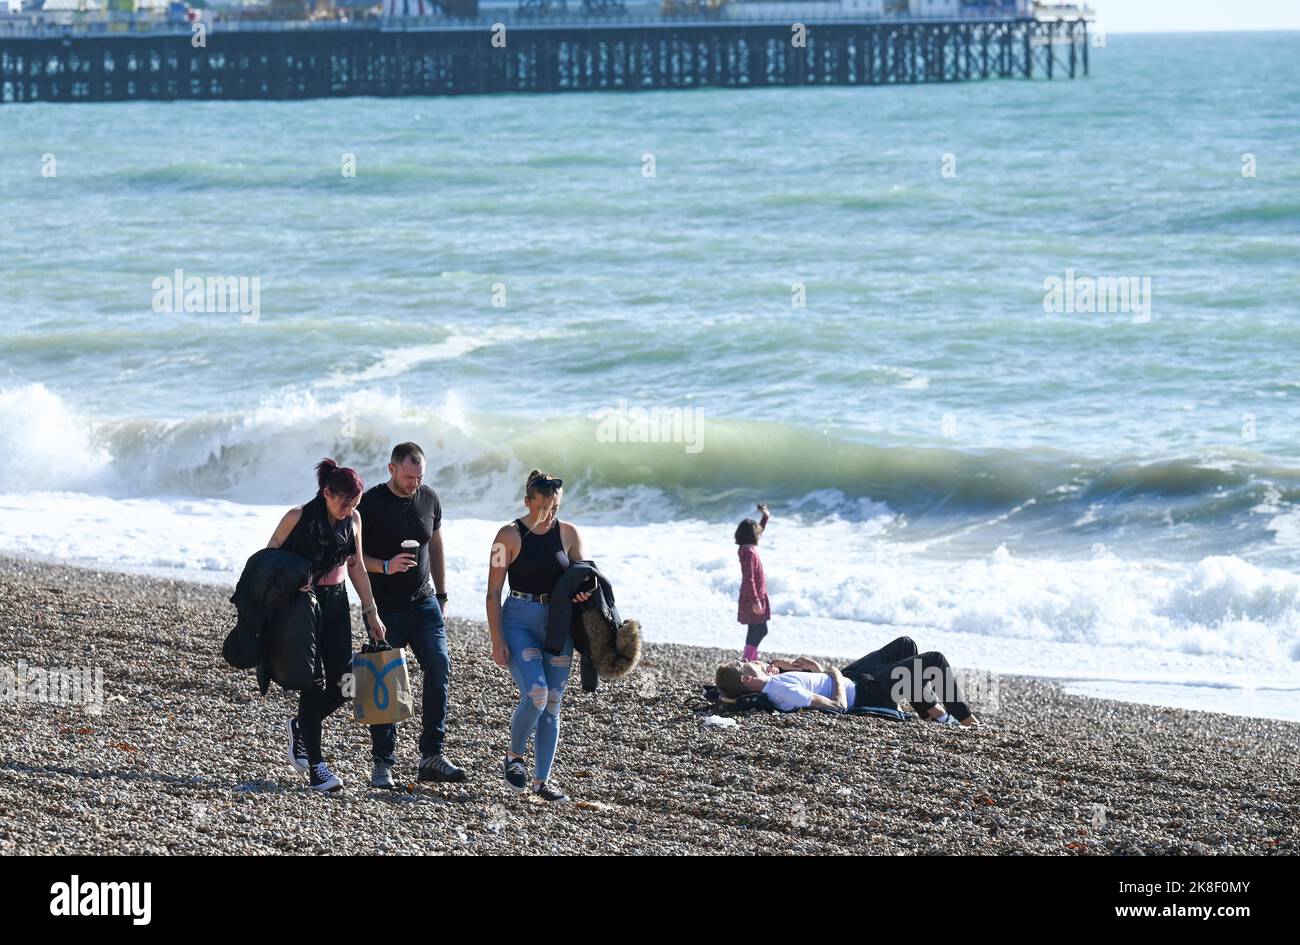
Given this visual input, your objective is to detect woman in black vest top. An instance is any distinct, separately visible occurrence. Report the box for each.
[485,468,592,803]
[268,458,387,792]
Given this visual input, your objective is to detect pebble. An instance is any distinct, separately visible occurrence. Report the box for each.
[2,555,1298,855]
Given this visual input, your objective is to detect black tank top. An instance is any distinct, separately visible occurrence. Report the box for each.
[281,494,356,584]
[507,518,569,595]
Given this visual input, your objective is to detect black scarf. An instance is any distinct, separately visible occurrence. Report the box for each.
[294,493,354,582]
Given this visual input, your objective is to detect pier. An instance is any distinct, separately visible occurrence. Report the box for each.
[0,13,1090,104]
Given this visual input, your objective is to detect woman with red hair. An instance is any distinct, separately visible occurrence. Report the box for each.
[268,458,387,792]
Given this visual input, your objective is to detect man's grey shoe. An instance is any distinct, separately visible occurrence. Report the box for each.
[371,761,396,789]
[419,753,467,783]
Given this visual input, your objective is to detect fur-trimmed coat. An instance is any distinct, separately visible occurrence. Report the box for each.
[544,560,641,693]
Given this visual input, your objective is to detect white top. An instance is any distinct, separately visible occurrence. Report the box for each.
[761,672,855,712]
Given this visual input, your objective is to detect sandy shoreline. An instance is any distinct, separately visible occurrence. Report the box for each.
[1,555,1297,855]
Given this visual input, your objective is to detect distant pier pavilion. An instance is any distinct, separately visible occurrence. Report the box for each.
[0,7,1091,104]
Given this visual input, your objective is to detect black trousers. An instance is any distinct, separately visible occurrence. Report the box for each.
[297,583,353,765]
[841,636,973,722]
[745,621,769,647]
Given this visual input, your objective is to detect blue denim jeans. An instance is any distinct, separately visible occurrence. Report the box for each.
[369,596,449,765]
[501,596,573,783]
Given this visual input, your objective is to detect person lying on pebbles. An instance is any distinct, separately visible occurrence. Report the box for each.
[714,635,980,727]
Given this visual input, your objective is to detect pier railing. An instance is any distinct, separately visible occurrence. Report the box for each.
[0,15,1089,103]
[0,10,1047,38]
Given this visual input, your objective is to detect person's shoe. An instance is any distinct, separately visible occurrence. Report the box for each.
[418,753,467,783]
[285,718,308,773]
[503,755,528,793]
[308,762,343,792]
[532,781,568,803]
[371,761,396,790]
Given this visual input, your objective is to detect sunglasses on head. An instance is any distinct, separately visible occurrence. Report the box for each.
[530,475,563,491]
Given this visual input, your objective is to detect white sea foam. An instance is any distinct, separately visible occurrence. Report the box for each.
[0,385,112,492]
[1,491,1298,719]
[0,384,531,511]
[315,325,558,389]
[3,386,1299,718]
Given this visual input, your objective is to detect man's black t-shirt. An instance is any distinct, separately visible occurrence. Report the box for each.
[357,482,442,613]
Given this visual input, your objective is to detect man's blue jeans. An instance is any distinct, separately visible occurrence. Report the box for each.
[369,597,449,765]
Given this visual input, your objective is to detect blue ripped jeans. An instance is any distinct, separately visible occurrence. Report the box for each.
[501,596,573,783]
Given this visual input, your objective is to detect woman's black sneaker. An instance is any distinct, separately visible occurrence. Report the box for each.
[532,781,568,803]
[285,718,308,773]
[504,755,528,793]
[309,762,343,792]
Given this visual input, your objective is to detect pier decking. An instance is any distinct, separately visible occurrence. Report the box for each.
[0,15,1089,104]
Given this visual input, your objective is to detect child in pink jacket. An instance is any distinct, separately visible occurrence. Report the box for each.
[735,503,771,661]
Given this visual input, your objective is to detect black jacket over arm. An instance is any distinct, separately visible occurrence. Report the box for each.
[544,560,620,693]
[223,548,320,695]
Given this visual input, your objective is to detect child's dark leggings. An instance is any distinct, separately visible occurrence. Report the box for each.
[841,636,973,721]
[745,621,769,647]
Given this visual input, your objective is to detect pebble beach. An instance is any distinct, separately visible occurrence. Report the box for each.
[2,555,1297,856]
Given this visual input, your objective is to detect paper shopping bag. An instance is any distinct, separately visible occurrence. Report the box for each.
[351,641,414,725]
